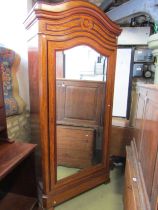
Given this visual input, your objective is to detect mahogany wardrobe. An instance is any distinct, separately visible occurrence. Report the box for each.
[24,1,121,209]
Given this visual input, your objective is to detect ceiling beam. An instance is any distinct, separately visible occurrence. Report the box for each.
[106,0,158,24]
[100,0,113,11]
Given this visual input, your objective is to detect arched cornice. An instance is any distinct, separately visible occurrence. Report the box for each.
[24,0,121,52]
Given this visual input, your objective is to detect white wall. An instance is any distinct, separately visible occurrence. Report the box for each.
[0,0,32,110]
[118,27,150,45]
[113,48,132,117]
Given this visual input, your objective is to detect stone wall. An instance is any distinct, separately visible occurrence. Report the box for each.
[7,111,31,142]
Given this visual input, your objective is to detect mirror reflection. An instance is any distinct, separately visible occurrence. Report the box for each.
[56,45,107,181]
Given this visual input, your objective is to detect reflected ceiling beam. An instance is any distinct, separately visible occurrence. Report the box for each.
[106,0,158,23]
[88,0,105,6]
[88,0,113,9]
[100,0,114,11]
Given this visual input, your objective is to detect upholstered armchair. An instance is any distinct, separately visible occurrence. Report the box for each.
[0,46,30,141]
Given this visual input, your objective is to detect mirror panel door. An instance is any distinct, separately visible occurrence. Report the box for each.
[56,45,108,181]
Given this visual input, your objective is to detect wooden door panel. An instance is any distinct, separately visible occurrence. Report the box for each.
[124,156,137,210]
[56,79,105,127]
[134,89,147,155]
[65,86,97,120]
[57,125,95,168]
[56,84,66,121]
[140,97,158,200]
